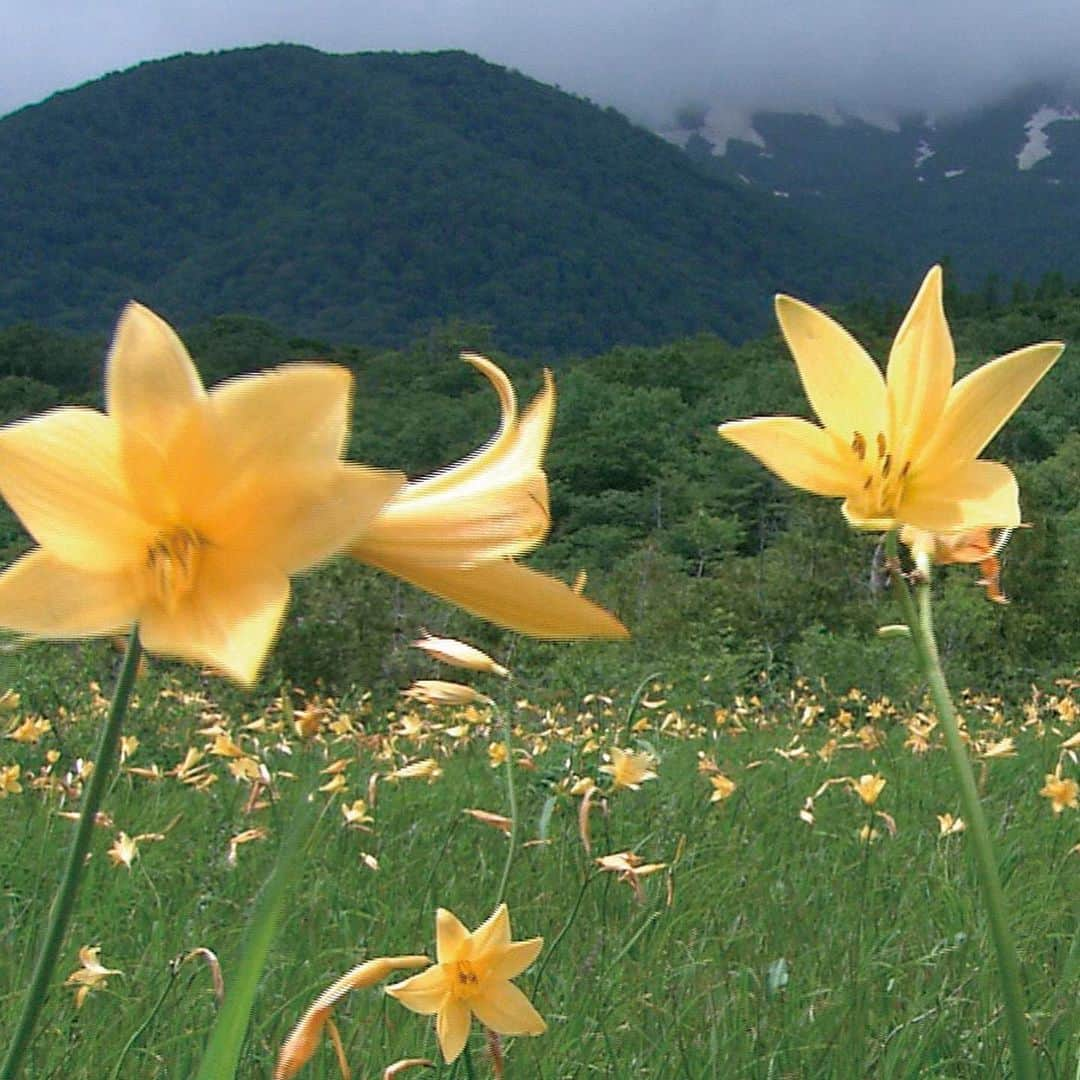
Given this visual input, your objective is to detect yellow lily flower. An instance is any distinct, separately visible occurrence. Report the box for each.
[386,904,546,1063]
[351,354,628,639]
[0,303,403,685]
[720,266,1063,532]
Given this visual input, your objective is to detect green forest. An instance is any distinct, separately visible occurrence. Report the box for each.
[1,278,1077,703]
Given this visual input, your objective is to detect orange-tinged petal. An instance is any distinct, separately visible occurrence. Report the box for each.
[435,908,470,965]
[774,294,886,441]
[0,549,137,638]
[916,341,1064,472]
[385,965,449,1016]
[210,363,354,471]
[886,266,954,464]
[469,904,511,956]
[437,998,471,1063]
[899,460,1020,532]
[719,417,855,498]
[488,938,543,981]
[353,553,628,639]
[221,464,404,572]
[0,409,151,572]
[138,550,289,686]
[471,980,547,1036]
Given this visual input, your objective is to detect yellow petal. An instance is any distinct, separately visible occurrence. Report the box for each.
[0,549,137,637]
[471,980,547,1036]
[719,417,855,498]
[916,341,1064,473]
[470,904,511,956]
[436,998,471,1063]
[105,303,210,512]
[210,363,354,470]
[221,464,404,572]
[885,266,954,463]
[385,965,449,1016]
[488,938,543,981]
[774,294,886,440]
[0,409,151,572]
[899,460,1020,532]
[138,550,290,686]
[435,908,470,965]
[354,554,628,639]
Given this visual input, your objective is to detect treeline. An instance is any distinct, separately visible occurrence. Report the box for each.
[0,284,1077,701]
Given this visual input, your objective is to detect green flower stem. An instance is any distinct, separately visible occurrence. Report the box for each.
[885,533,1036,1079]
[495,705,518,905]
[1,627,143,1079]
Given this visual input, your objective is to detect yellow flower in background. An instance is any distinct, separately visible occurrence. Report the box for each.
[709,773,737,802]
[0,764,22,796]
[351,354,628,640]
[386,904,545,1063]
[720,266,1063,532]
[411,632,510,678]
[1039,769,1079,814]
[64,946,122,1008]
[0,303,403,685]
[851,773,886,807]
[901,525,1011,604]
[402,680,491,707]
[600,747,658,791]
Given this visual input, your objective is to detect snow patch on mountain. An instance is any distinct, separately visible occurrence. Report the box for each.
[1017,105,1080,170]
[914,140,935,169]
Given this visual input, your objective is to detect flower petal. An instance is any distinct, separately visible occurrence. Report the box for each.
[219,464,404,572]
[436,998,472,1063]
[351,553,628,639]
[210,363,354,470]
[899,460,1020,532]
[385,965,449,1016]
[470,904,511,957]
[885,266,954,464]
[0,408,152,571]
[0,549,137,637]
[719,417,856,498]
[916,341,1064,472]
[774,294,886,441]
[435,908,471,965]
[138,550,289,686]
[105,302,207,449]
[488,938,543,982]
[470,980,547,1037]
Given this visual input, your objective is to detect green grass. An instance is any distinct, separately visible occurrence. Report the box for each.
[0,645,1076,1078]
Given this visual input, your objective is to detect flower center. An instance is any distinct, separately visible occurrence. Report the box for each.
[450,959,483,1001]
[849,430,911,519]
[146,527,202,611]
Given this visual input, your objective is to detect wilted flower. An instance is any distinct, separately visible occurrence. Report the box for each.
[0,303,403,684]
[341,799,374,829]
[595,850,667,900]
[386,904,545,1063]
[402,680,491,707]
[901,526,1012,603]
[720,266,1063,532]
[351,354,627,639]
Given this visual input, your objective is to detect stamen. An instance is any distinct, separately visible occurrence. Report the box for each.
[876,433,887,458]
[899,461,911,480]
[851,432,867,460]
[882,454,892,479]
[146,527,202,610]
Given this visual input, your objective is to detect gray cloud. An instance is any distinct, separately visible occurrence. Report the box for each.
[4,1,1080,124]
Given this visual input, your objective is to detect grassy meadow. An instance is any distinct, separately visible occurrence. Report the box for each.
[0,628,1076,1078]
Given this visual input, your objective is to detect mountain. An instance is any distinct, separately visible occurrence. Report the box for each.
[0,45,893,356]
[664,84,1080,292]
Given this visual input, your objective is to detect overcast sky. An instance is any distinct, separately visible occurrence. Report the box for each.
[4,1,1080,126]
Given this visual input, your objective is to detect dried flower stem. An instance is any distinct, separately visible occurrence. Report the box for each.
[1,627,143,1079]
[885,531,1035,1080]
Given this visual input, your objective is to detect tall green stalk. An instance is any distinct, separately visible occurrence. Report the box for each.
[1,627,143,1079]
[495,705,518,905]
[885,532,1036,1079]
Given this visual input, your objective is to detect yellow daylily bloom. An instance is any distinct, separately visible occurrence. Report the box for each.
[350,354,627,640]
[386,904,546,1063]
[411,631,510,677]
[720,266,1063,532]
[851,773,886,807]
[1039,768,1079,814]
[0,303,403,685]
[64,945,122,1009]
[600,747,658,791]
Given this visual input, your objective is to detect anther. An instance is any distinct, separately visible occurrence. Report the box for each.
[876,433,887,458]
[851,432,867,460]
[882,454,892,479]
